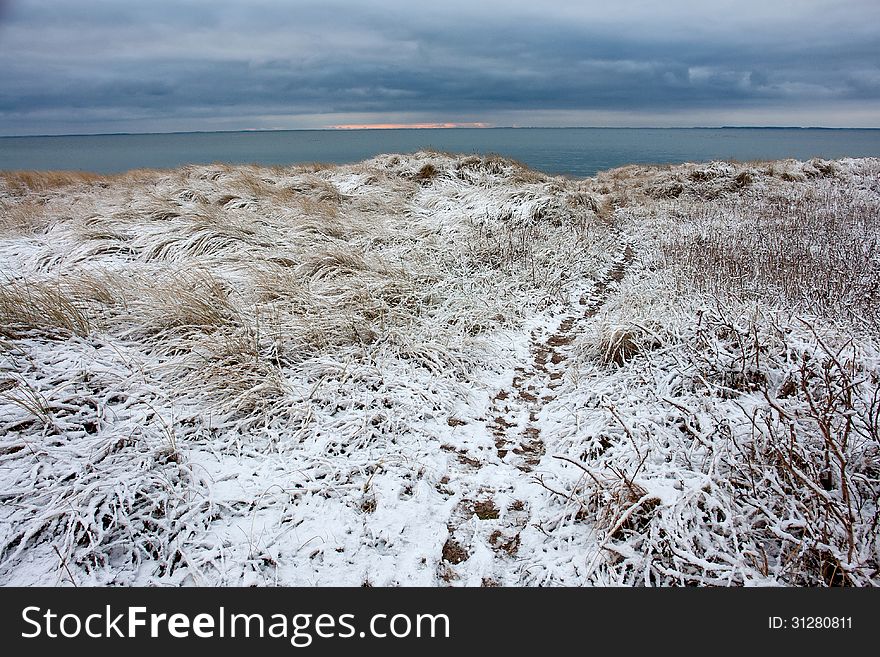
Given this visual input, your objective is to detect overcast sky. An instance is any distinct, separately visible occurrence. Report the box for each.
[1,0,878,135]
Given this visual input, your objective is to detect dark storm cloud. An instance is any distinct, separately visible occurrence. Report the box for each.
[0,0,878,133]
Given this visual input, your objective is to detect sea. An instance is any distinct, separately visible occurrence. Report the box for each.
[1,127,879,178]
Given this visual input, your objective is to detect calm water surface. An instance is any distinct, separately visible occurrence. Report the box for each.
[1,128,879,178]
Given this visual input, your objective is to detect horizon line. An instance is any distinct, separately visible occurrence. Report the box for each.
[328,122,492,130]
[2,125,880,139]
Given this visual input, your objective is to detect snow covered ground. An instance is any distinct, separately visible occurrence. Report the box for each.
[0,152,877,586]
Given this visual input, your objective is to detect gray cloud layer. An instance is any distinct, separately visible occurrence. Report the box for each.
[1,0,878,134]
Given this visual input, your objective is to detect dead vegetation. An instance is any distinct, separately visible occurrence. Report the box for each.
[548,156,880,586]
[0,150,615,585]
[1,151,877,587]
[655,170,880,331]
[0,170,106,195]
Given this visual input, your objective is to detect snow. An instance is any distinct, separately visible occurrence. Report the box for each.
[1,153,878,586]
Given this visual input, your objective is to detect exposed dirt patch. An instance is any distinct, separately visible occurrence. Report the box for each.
[474,500,500,520]
[442,538,468,564]
[547,334,572,347]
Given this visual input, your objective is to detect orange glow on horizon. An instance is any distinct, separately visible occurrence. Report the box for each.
[328,122,491,130]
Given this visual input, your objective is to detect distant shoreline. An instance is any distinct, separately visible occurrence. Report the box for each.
[3,125,880,140]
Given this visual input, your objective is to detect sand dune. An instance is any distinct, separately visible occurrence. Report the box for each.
[1,152,877,585]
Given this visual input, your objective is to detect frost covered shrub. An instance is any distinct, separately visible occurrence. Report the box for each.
[555,303,880,585]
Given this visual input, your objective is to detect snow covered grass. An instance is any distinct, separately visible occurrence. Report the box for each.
[652,160,880,330]
[0,152,877,586]
[0,152,617,585]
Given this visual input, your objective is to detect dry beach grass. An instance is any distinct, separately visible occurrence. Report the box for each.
[0,152,877,585]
